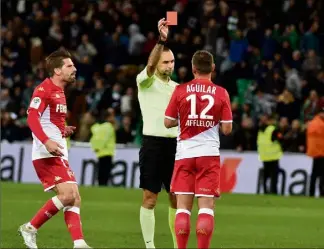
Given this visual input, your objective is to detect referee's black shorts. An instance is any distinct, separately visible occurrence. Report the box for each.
[139,135,177,194]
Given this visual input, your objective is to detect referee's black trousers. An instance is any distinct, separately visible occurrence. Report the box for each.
[263,160,279,195]
[309,157,324,197]
[97,156,113,186]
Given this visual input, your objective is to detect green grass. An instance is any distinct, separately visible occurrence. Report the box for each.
[1,182,323,248]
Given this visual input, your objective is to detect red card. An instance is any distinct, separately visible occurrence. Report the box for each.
[167,11,177,25]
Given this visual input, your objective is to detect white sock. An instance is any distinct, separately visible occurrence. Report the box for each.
[140,206,155,248]
[26,222,37,231]
[74,239,86,247]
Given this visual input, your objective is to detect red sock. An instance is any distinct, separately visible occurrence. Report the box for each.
[175,209,191,249]
[64,206,84,241]
[30,196,63,229]
[196,209,214,249]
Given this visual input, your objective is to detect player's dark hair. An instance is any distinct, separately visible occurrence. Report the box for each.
[45,48,72,77]
[192,50,214,74]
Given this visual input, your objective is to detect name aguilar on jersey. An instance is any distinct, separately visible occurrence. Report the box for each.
[186,83,217,128]
[187,84,216,95]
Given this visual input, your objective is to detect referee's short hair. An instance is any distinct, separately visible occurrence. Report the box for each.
[163,46,171,52]
[192,50,214,74]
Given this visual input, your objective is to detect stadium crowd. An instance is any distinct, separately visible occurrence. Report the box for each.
[1,0,324,153]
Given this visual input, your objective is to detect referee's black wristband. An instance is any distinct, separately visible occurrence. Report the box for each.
[157,38,167,45]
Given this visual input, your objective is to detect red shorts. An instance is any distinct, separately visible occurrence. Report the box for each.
[170,156,221,197]
[33,157,77,192]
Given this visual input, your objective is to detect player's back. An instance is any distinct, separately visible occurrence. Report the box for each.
[28,78,68,160]
[175,78,232,160]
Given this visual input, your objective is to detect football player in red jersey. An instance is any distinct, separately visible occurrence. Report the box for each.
[164,50,233,249]
[18,49,91,249]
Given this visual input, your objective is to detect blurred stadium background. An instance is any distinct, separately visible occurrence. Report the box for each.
[1,0,324,248]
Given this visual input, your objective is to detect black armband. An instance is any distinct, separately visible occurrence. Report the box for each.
[157,37,167,45]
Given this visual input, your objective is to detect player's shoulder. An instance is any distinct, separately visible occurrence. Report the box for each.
[214,84,228,97]
[34,79,52,93]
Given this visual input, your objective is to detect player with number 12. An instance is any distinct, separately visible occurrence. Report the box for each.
[164,50,233,249]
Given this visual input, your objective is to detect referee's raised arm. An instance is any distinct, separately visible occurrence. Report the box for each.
[146,19,168,77]
[137,18,179,249]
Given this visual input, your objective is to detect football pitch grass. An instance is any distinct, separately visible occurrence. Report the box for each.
[0,183,323,248]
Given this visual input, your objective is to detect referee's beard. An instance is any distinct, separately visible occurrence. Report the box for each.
[157,69,173,80]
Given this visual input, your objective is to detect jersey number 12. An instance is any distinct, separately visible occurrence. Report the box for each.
[186,94,214,120]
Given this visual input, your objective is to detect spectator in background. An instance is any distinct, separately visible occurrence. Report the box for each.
[301,90,322,122]
[204,18,219,56]
[250,88,277,122]
[1,112,22,143]
[284,119,305,153]
[229,29,248,63]
[128,23,146,63]
[111,83,122,115]
[301,21,319,54]
[291,50,303,71]
[66,77,87,131]
[276,89,300,122]
[277,116,290,150]
[76,34,98,63]
[302,49,322,75]
[262,29,277,61]
[120,87,134,115]
[284,64,302,99]
[21,77,35,108]
[257,114,284,195]
[116,114,135,144]
[235,116,257,152]
[306,107,324,197]
[0,88,12,110]
[87,78,107,113]
[90,110,116,186]
[142,31,157,58]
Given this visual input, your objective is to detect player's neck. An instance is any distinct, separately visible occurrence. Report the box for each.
[155,72,169,83]
[50,77,65,89]
[194,74,211,81]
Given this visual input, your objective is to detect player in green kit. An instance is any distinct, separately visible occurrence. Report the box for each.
[136,18,178,248]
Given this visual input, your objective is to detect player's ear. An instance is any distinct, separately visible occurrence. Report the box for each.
[54,68,61,75]
[212,63,215,72]
[192,65,196,75]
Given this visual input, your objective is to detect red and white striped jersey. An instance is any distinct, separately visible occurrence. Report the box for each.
[165,78,232,160]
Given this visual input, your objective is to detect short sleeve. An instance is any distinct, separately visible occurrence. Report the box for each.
[165,87,179,120]
[220,89,232,123]
[27,87,48,115]
[136,67,154,88]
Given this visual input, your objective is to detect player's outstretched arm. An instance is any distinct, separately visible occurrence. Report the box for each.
[147,18,169,77]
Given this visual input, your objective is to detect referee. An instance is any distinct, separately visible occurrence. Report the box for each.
[136,18,178,249]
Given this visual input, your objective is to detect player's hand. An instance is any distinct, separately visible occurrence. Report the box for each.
[158,18,169,41]
[63,126,76,137]
[45,140,64,157]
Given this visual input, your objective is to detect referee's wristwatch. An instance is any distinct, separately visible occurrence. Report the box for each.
[158,37,167,45]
